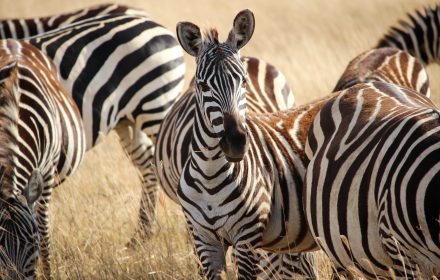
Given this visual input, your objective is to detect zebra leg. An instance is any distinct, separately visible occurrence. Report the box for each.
[232,245,260,280]
[330,266,355,280]
[115,120,158,243]
[378,190,419,279]
[296,252,319,279]
[380,231,418,278]
[190,230,227,280]
[35,185,54,279]
[257,250,318,280]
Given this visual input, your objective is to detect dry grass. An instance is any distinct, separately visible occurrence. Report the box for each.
[0,0,439,279]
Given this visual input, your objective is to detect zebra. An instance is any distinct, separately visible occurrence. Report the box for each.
[155,55,294,204]
[333,47,430,97]
[377,4,440,65]
[304,47,440,279]
[155,56,317,279]
[257,250,317,279]
[174,10,319,279]
[0,39,85,279]
[0,3,148,39]
[0,6,186,274]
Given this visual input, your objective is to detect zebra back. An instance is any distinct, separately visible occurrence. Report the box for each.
[0,3,148,39]
[25,13,185,148]
[377,5,440,64]
[334,47,430,96]
[243,56,295,112]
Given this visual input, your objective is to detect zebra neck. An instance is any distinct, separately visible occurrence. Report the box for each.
[190,104,232,168]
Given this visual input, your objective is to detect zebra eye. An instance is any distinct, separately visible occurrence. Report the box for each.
[198,81,210,92]
[242,80,247,89]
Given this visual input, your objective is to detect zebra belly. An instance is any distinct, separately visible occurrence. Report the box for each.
[260,172,316,253]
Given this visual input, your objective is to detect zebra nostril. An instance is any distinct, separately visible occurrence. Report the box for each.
[219,125,248,162]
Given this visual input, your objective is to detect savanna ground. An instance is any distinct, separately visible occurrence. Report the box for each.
[1,0,439,279]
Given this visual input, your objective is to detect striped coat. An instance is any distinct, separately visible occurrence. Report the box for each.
[174,11,320,279]
[304,47,439,279]
[305,81,440,279]
[156,56,294,203]
[377,4,440,65]
[0,3,148,39]
[0,39,85,279]
[155,56,321,279]
[0,4,186,251]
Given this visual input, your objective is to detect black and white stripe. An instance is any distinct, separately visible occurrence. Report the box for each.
[155,55,294,204]
[0,4,186,248]
[377,4,440,65]
[0,39,85,279]
[0,3,148,39]
[257,250,318,279]
[174,11,318,279]
[334,47,430,97]
[305,49,440,279]
[155,55,318,279]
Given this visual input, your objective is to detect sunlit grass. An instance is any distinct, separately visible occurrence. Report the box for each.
[0,0,436,279]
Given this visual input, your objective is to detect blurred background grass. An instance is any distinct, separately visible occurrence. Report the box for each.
[0,0,438,279]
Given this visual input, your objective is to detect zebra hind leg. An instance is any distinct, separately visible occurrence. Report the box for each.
[115,120,159,246]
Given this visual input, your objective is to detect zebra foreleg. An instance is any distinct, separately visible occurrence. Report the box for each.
[330,266,355,280]
[257,251,318,280]
[35,186,54,279]
[296,252,319,279]
[232,245,260,280]
[115,120,159,245]
[190,230,228,280]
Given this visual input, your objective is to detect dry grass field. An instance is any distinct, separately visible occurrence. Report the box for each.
[1,0,439,279]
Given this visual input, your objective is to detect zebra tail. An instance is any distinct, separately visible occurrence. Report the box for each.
[377,5,440,65]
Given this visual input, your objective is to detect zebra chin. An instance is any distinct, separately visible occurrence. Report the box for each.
[224,153,246,162]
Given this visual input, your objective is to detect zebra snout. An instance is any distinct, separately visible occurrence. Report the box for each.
[220,113,249,162]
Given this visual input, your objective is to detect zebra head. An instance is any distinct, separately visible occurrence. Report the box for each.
[0,170,43,279]
[177,10,255,162]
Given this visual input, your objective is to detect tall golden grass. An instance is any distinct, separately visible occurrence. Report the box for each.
[0,0,438,279]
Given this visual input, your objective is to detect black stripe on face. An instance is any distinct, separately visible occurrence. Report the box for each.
[194,43,248,141]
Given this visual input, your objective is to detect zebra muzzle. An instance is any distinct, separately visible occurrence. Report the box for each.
[220,113,249,162]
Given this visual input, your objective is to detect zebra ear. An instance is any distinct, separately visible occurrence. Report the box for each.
[176,21,203,57]
[23,169,43,205]
[226,9,255,50]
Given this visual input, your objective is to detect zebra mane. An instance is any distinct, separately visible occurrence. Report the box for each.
[203,28,219,44]
[0,64,20,198]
